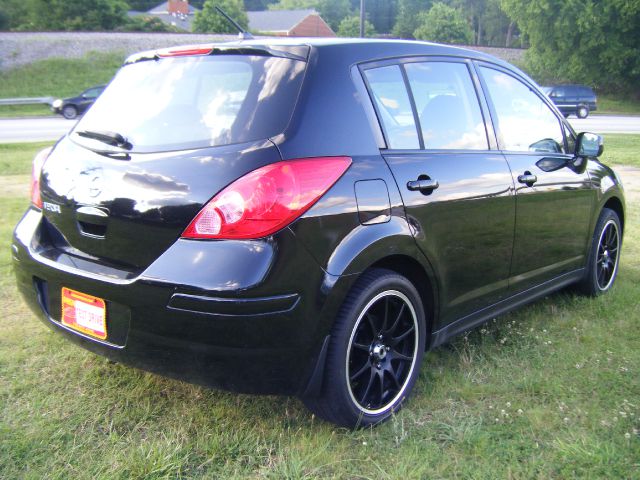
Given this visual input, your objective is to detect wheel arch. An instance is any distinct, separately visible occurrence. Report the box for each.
[367,254,437,347]
[603,195,625,237]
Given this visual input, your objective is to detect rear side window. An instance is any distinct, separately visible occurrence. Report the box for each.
[579,87,594,97]
[479,66,566,153]
[363,65,420,149]
[405,62,488,150]
[74,55,306,152]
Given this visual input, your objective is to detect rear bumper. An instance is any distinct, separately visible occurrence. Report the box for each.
[12,208,341,395]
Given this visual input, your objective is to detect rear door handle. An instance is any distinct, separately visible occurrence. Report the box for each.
[407,179,439,193]
[517,172,538,186]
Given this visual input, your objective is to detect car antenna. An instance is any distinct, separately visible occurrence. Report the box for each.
[214,6,254,40]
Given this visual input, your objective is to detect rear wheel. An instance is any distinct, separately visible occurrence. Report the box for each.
[304,269,426,428]
[579,208,621,296]
[62,105,78,119]
[577,105,589,119]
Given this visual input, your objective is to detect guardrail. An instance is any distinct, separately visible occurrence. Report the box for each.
[0,97,54,106]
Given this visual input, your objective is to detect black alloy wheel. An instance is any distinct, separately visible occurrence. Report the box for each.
[595,218,620,291]
[303,269,426,428]
[579,208,622,296]
[346,290,418,414]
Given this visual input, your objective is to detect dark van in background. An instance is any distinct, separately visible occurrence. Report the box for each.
[542,84,597,118]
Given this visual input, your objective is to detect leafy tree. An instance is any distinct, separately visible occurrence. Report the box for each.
[24,0,128,31]
[118,15,183,31]
[194,0,248,33]
[0,0,25,30]
[481,0,515,46]
[336,14,375,37]
[501,0,640,94]
[452,0,516,46]
[244,0,278,9]
[364,0,397,34]
[268,0,350,31]
[413,2,473,44]
[392,0,427,39]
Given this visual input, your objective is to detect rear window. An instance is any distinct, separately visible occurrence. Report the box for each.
[73,55,306,152]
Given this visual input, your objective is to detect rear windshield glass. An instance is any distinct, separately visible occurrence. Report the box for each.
[73,54,306,152]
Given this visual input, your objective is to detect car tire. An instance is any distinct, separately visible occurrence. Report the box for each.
[62,105,78,119]
[577,105,589,119]
[578,208,622,296]
[304,268,426,428]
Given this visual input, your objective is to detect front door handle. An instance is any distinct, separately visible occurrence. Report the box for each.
[517,172,538,186]
[407,178,439,193]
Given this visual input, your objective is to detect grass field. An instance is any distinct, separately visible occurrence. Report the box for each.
[598,95,640,116]
[1,140,638,478]
[0,52,125,118]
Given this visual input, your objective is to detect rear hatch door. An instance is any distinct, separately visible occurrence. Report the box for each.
[39,47,308,271]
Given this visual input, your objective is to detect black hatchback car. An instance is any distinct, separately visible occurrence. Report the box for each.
[542,84,598,118]
[51,85,105,119]
[13,39,625,428]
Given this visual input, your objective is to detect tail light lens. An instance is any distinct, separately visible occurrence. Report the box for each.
[182,157,351,240]
[30,146,52,209]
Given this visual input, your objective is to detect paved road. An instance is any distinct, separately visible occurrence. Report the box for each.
[0,117,77,143]
[569,115,640,134]
[0,115,639,144]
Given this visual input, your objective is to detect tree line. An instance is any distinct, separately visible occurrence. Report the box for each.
[1,0,638,95]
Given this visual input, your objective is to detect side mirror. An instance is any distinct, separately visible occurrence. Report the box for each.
[575,132,603,158]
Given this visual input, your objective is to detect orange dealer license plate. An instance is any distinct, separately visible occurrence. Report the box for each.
[61,287,107,340]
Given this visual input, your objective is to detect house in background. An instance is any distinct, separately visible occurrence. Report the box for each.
[128,1,335,36]
[247,9,335,37]
[128,0,199,32]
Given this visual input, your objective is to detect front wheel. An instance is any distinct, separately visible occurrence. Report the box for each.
[579,208,622,296]
[303,269,426,428]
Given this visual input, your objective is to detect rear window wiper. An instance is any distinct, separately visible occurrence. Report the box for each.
[76,129,132,150]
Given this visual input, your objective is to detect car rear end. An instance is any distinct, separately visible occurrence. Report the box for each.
[11,43,351,395]
[580,85,597,112]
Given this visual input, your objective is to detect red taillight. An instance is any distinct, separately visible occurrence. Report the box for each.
[30,146,52,209]
[157,46,213,57]
[182,157,352,240]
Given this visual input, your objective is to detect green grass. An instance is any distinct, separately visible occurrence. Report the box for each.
[0,142,53,175]
[598,95,640,116]
[0,52,125,118]
[603,134,640,168]
[1,140,639,478]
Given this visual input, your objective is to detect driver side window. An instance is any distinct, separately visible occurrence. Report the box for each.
[480,67,566,153]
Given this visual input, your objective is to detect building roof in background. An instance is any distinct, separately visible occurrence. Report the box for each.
[148,1,199,15]
[247,9,317,34]
[128,1,199,32]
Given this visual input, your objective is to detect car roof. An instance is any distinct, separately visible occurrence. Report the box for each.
[127,37,514,71]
